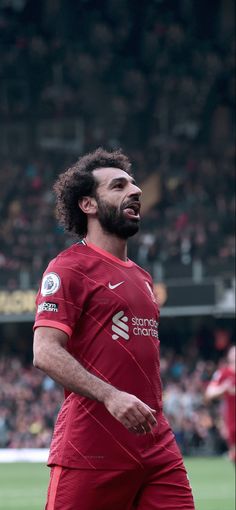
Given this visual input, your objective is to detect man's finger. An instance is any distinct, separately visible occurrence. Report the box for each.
[132,424,147,435]
[137,404,157,426]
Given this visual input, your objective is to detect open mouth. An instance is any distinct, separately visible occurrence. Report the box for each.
[123,202,141,220]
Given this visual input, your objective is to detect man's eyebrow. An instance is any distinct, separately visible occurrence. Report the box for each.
[108,176,136,187]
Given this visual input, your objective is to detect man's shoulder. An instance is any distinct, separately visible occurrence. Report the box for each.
[47,242,87,271]
[131,261,153,282]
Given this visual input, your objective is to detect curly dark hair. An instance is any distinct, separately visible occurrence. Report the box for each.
[53,147,132,237]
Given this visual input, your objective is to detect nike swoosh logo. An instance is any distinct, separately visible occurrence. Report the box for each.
[108,281,125,290]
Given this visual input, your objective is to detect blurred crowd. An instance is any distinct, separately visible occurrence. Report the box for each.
[0,351,229,455]
[0,1,235,288]
[0,356,62,448]
[161,350,228,456]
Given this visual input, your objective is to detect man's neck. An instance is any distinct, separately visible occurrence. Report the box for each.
[85,224,128,262]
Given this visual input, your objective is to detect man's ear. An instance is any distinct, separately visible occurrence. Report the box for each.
[78,196,97,215]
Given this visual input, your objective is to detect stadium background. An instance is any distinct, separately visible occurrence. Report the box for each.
[0,0,235,506]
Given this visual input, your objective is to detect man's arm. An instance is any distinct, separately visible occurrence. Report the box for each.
[33,326,157,434]
[205,379,232,401]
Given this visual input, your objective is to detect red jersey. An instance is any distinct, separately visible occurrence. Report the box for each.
[211,366,236,441]
[34,241,163,469]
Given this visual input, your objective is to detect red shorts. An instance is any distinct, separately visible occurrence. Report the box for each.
[45,436,195,510]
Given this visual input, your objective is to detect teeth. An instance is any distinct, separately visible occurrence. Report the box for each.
[125,204,139,214]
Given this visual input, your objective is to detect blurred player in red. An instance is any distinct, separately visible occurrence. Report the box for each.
[205,345,236,463]
[33,148,195,509]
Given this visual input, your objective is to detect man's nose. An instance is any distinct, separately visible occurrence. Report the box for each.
[130,183,142,197]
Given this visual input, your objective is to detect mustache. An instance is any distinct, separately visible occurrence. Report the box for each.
[122,196,141,210]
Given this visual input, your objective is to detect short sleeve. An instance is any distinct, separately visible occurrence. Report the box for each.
[33,262,85,337]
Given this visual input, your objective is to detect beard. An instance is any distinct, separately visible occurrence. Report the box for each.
[96,196,140,239]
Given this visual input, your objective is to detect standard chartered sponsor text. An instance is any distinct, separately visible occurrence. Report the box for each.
[131,316,159,338]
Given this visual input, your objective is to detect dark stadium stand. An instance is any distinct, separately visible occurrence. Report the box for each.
[0,0,235,289]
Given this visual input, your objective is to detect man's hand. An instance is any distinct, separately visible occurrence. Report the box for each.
[220,379,236,395]
[206,378,236,401]
[103,389,157,434]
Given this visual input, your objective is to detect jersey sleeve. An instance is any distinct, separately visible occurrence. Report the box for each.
[33,261,85,337]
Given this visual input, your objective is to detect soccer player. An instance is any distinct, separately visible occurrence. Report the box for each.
[205,345,236,463]
[33,148,195,509]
